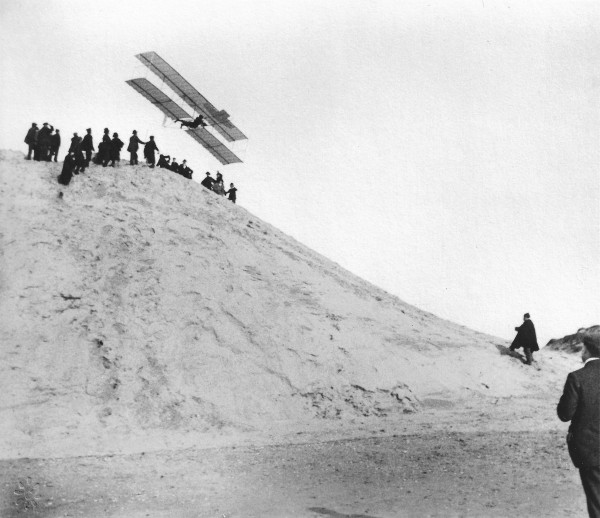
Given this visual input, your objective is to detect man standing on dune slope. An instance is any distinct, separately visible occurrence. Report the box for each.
[510,313,539,365]
[557,330,600,518]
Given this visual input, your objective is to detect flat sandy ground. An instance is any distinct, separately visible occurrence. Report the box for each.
[0,394,587,518]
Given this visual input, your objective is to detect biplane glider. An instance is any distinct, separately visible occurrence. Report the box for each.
[125,51,246,165]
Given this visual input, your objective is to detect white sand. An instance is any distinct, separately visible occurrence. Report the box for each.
[0,150,580,460]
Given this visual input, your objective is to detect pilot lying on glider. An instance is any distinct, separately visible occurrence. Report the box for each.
[175,114,207,129]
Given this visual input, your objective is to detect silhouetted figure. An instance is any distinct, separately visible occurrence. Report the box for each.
[80,128,94,167]
[96,128,111,165]
[179,160,193,179]
[24,123,38,160]
[68,133,80,153]
[177,160,188,176]
[104,133,124,167]
[170,158,179,173]
[127,130,146,165]
[143,136,159,168]
[509,313,539,365]
[175,114,207,129]
[225,183,237,203]
[157,154,171,169]
[57,152,77,186]
[68,135,86,174]
[200,172,214,190]
[49,129,61,162]
[557,330,600,518]
[36,123,53,161]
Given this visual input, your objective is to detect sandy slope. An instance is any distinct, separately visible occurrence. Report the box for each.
[0,150,576,459]
[0,150,588,516]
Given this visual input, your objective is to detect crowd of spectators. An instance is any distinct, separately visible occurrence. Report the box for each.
[25,122,237,203]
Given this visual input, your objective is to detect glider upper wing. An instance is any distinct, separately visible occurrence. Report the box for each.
[136,51,247,143]
[126,78,192,122]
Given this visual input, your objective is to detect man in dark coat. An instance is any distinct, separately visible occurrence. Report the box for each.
[177,160,188,177]
[143,136,159,168]
[68,133,80,153]
[57,152,77,187]
[98,128,111,166]
[104,133,124,167]
[156,154,170,169]
[557,330,600,517]
[509,313,539,365]
[170,158,179,173]
[200,172,214,190]
[127,130,146,165]
[225,183,237,203]
[80,129,94,167]
[49,129,61,162]
[71,135,86,174]
[24,123,38,160]
[36,122,53,161]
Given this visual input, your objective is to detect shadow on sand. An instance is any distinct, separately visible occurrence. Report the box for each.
[496,344,528,364]
[308,507,380,518]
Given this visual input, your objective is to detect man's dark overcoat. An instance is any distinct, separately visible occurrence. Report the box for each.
[109,137,124,160]
[81,134,94,152]
[511,319,539,352]
[557,360,600,468]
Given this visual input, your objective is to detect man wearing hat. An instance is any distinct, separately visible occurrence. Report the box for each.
[200,172,215,190]
[81,128,95,167]
[104,132,124,167]
[24,123,38,160]
[36,122,53,161]
[509,313,539,365]
[49,129,61,162]
[557,329,600,517]
[127,130,146,165]
[143,136,159,168]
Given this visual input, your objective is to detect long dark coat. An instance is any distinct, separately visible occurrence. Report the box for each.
[37,126,53,146]
[144,140,158,160]
[81,134,94,152]
[511,319,539,352]
[57,154,77,186]
[100,134,111,160]
[200,176,214,189]
[109,137,124,160]
[69,136,81,153]
[24,127,38,145]
[127,135,144,152]
[557,360,600,467]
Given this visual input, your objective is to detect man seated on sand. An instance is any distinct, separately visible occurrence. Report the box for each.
[157,154,171,169]
[200,172,214,190]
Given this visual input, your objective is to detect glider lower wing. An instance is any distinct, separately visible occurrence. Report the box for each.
[136,51,247,143]
[186,128,242,165]
[126,78,192,122]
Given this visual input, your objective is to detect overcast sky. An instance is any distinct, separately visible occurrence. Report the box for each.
[1,0,598,345]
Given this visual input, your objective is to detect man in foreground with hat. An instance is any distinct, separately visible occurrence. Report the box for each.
[557,329,600,517]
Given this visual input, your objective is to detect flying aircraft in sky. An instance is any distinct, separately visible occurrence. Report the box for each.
[126,51,247,165]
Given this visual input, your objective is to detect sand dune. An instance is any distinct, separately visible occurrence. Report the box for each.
[0,150,578,460]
